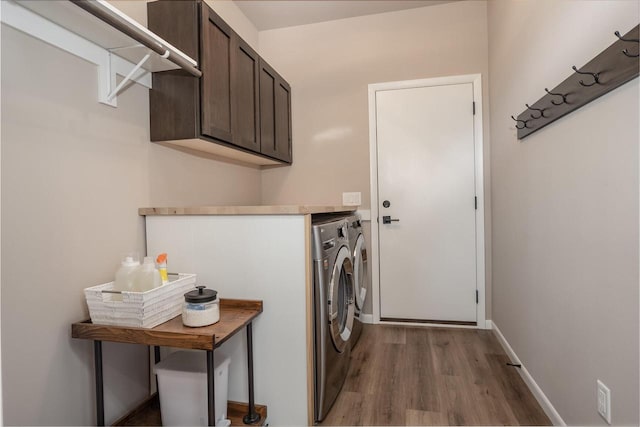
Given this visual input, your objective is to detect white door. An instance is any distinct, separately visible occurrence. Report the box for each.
[376,83,477,323]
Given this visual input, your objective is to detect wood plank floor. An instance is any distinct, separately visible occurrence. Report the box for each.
[320,324,551,426]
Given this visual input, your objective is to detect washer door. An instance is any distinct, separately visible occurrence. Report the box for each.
[329,245,355,353]
[353,234,367,311]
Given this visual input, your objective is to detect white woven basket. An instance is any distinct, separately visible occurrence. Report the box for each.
[84,273,197,328]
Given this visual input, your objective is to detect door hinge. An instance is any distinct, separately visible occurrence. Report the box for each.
[476,290,479,304]
[475,196,478,210]
[472,101,476,115]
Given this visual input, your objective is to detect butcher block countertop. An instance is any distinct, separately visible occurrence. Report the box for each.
[138,205,357,216]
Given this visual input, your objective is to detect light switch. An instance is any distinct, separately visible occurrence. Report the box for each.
[342,192,361,206]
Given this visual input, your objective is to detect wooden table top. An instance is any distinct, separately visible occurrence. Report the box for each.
[72,299,263,350]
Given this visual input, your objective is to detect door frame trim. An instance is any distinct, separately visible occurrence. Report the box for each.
[368,74,488,329]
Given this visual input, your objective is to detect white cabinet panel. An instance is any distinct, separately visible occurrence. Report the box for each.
[146,215,308,425]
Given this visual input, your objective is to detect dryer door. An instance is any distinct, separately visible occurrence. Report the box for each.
[329,245,355,353]
[353,234,368,311]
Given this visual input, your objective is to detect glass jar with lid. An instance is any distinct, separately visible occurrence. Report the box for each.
[182,285,220,327]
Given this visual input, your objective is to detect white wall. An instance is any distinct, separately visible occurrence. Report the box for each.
[0,1,261,424]
[488,1,639,425]
[257,0,492,318]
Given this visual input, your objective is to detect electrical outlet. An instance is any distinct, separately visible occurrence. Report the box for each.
[597,380,611,424]
[342,192,361,206]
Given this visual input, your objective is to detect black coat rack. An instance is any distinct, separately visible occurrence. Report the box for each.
[512,24,639,140]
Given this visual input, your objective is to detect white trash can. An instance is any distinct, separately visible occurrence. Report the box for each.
[154,350,231,426]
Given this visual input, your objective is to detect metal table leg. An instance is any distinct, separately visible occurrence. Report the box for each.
[154,346,161,364]
[154,346,161,393]
[243,322,260,424]
[94,340,105,426]
[207,350,216,426]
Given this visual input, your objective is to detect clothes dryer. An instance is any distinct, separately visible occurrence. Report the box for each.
[346,214,367,348]
[312,217,355,423]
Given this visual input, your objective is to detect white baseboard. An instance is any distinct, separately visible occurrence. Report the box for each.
[378,319,480,330]
[485,319,493,329]
[492,322,566,426]
[360,313,374,324]
[369,317,491,330]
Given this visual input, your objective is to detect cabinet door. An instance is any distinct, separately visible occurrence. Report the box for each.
[231,38,260,153]
[259,60,292,163]
[200,5,233,143]
[274,78,292,163]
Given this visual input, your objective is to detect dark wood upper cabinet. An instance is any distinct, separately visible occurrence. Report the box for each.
[231,38,261,153]
[259,60,292,163]
[147,0,292,165]
[200,6,233,143]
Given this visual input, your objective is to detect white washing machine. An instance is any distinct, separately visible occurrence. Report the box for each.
[311,217,355,423]
[346,214,367,348]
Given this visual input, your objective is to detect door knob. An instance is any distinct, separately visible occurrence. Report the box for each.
[382,216,400,224]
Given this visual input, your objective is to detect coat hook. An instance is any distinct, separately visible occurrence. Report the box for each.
[525,103,547,119]
[511,115,530,130]
[572,65,600,87]
[544,88,568,105]
[614,31,640,58]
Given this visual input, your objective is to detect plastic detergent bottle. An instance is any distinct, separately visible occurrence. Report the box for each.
[156,253,169,285]
[133,256,162,292]
[114,255,140,292]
